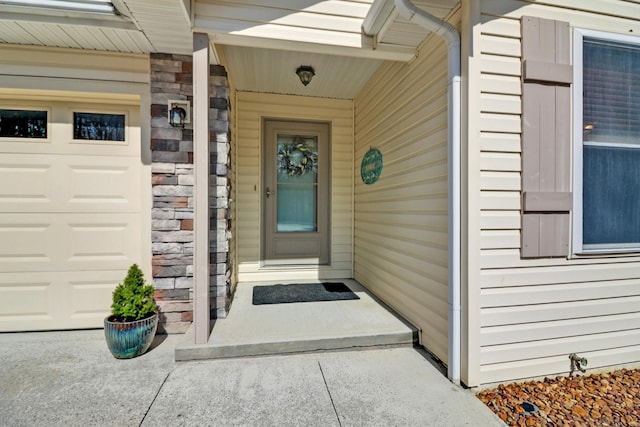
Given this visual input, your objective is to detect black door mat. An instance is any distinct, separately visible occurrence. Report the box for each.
[252,282,360,305]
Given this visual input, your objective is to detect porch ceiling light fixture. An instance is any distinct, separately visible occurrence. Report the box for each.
[296,65,315,86]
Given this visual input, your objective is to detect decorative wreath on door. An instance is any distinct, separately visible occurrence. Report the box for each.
[277,138,318,176]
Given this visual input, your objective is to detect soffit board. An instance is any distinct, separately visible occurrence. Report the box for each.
[221,44,384,99]
[0,0,192,54]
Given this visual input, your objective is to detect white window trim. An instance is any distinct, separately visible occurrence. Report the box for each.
[572,28,640,254]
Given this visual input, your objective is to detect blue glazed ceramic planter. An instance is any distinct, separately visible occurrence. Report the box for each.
[104,313,158,359]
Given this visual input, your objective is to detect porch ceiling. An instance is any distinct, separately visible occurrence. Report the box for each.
[0,0,460,98]
[204,0,459,99]
[219,45,383,100]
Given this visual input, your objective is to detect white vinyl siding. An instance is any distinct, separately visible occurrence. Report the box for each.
[235,92,353,282]
[472,0,640,385]
[0,44,149,85]
[353,29,451,363]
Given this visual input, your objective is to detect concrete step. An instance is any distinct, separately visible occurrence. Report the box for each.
[175,279,417,361]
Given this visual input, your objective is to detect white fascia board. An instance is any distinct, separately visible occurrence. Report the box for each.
[362,0,396,36]
[198,28,416,62]
[0,11,138,30]
[2,0,115,14]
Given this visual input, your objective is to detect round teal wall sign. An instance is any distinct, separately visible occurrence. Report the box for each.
[360,148,383,185]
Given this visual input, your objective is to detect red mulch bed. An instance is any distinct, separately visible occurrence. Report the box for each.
[476,369,640,426]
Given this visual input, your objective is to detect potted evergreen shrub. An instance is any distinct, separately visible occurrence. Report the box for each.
[104,264,158,359]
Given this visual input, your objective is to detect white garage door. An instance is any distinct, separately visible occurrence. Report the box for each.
[0,97,146,331]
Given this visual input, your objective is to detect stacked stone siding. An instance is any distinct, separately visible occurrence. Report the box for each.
[210,64,233,318]
[150,54,231,333]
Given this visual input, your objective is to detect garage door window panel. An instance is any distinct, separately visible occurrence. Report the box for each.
[0,107,49,141]
[72,111,127,143]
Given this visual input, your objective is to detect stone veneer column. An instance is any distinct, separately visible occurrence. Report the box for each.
[150,53,231,333]
[209,64,233,319]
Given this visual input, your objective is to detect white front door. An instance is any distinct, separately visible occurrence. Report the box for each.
[263,119,330,265]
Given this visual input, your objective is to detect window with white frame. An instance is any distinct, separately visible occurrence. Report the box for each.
[574,29,640,253]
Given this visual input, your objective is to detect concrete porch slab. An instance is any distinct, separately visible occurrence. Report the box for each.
[175,279,417,361]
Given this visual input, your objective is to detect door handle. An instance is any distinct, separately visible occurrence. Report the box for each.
[266,187,272,198]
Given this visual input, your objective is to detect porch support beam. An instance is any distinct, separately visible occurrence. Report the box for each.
[193,32,211,345]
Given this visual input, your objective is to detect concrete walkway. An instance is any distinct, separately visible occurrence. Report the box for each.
[0,329,504,427]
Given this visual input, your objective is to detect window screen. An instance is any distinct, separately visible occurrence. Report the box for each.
[582,37,640,248]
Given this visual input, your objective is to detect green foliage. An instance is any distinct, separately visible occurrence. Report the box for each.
[111,264,157,321]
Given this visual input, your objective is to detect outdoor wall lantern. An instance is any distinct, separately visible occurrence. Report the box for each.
[296,66,315,86]
[168,100,190,128]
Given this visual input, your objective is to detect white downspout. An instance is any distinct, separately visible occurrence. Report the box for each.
[394,0,461,384]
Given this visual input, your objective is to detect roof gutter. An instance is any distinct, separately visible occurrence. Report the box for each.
[394,0,461,384]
